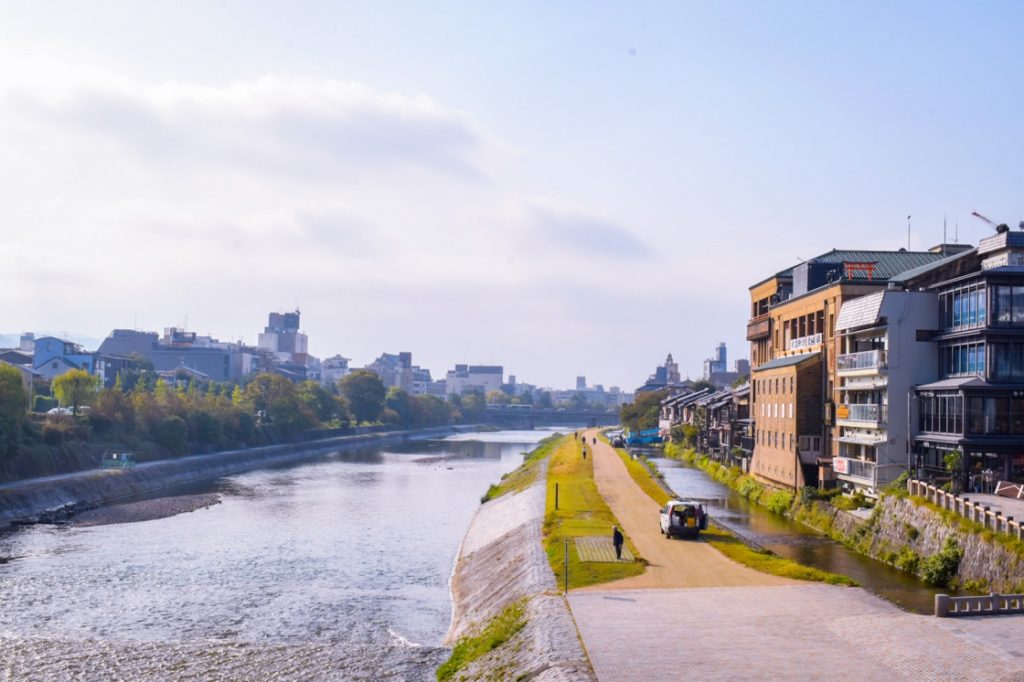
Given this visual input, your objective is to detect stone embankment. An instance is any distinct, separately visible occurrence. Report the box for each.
[0,425,464,529]
[795,494,1024,593]
[445,464,594,681]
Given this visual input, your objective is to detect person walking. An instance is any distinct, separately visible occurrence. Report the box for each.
[592,437,597,445]
[612,526,624,560]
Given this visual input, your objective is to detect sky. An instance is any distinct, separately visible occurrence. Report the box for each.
[2,1,1023,390]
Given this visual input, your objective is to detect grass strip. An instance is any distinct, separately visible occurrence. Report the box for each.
[436,599,527,681]
[544,435,645,589]
[701,526,858,586]
[481,434,561,502]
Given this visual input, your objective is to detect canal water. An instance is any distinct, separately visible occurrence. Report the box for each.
[652,456,944,613]
[0,429,564,681]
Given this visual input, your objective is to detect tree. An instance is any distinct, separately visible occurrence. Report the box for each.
[339,370,386,424]
[298,380,340,423]
[486,389,511,405]
[536,391,554,409]
[619,389,668,433]
[385,387,414,427]
[691,379,715,392]
[52,369,100,416]
[0,365,27,460]
[243,373,318,434]
[459,390,487,421]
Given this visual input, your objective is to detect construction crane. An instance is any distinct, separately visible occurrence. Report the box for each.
[971,211,1009,233]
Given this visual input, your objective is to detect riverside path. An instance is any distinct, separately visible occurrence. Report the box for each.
[567,429,1024,681]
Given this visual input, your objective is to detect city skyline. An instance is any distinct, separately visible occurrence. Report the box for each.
[2,2,1022,389]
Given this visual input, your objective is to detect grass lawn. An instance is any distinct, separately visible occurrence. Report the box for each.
[436,599,527,681]
[544,435,645,589]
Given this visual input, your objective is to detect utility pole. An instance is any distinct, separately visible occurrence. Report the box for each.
[907,215,912,250]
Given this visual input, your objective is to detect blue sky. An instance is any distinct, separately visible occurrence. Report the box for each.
[2,2,1022,389]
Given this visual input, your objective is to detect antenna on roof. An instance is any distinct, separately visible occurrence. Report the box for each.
[906,215,911,250]
[943,214,947,254]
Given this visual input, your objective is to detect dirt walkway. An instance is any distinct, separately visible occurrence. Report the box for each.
[579,428,789,589]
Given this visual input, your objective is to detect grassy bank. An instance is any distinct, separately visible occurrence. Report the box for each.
[481,434,561,502]
[437,599,527,681]
[544,436,645,589]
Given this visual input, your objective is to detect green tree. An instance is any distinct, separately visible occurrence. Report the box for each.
[298,380,340,423]
[52,368,100,415]
[619,389,668,432]
[244,373,318,434]
[691,379,715,392]
[385,387,414,427]
[536,391,554,409]
[339,370,386,424]
[0,365,27,460]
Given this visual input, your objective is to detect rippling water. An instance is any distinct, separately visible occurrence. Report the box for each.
[0,429,563,681]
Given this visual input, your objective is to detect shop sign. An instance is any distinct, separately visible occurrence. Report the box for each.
[833,456,850,474]
[836,404,850,420]
[789,333,822,351]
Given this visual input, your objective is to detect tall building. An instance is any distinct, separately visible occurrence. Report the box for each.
[576,376,587,390]
[747,248,950,490]
[258,309,308,365]
[702,343,727,379]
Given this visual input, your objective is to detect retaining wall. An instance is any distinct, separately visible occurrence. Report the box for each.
[0,426,463,528]
[445,465,594,681]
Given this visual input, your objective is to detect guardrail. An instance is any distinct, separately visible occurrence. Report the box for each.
[935,592,1024,617]
[837,349,886,372]
[838,403,887,423]
[908,479,1023,540]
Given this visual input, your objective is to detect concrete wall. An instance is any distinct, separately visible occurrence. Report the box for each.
[0,426,463,528]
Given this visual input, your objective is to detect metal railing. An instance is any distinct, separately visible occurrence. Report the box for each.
[839,403,887,423]
[837,349,886,372]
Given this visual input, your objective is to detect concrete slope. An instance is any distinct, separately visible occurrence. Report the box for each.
[579,428,789,590]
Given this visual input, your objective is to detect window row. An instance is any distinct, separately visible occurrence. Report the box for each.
[919,394,1024,436]
[755,377,794,395]
[759,402,794,419]
[941,342,986,377]
[991,285,1024,326]
[919,394,964,434]
[940,284,987,330]
[757,429,793,451]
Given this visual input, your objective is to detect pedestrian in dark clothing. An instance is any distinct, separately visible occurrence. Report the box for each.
[582,448,587,459]
[592,437,597,445]
[612,526,624,560]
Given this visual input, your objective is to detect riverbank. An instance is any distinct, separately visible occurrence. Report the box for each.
[0,425,468,529]
[443,436,594,681]
[70,493,221,526]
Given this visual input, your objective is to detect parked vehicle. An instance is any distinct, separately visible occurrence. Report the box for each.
[660,499,708,539]
[625,428,663,445]
[100,452,137,469]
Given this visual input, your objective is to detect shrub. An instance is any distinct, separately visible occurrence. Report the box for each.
[737,476,763,501]
[32,395,58,412]
[765,490,794,515]
[154,415,188,455]
[894,547,920,573]
[920,537,963,587]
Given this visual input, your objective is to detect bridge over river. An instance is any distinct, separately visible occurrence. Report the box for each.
[482,405,619,429]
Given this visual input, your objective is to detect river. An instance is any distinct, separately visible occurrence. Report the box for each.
[651,456,945,613]
[0,428,564,681]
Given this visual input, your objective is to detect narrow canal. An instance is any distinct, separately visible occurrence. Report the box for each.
[651,456,944,613]
[0,429,565,681]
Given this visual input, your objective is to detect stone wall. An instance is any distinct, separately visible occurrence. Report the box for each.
[445,465,594,681]
[794,495,1024,593]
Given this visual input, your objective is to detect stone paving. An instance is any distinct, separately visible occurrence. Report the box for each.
[575,536,634,563]
[569,584,1024,681]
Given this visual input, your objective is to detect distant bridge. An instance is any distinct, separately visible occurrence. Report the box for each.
[483,405,620,429]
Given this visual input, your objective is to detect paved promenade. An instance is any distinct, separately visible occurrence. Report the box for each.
[569,430,1024,681]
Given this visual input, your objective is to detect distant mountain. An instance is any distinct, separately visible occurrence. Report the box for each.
[0,332,106,352]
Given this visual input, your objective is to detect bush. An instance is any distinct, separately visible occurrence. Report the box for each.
[765,490,794,515]
[737,476,763,501]
[894,547,920,573]
[920,537,963,587]
[32,395,58,412]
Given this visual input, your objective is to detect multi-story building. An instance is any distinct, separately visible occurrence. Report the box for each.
[98,329,254,382]
[832,290,938,494]
[897,229,1024,488]
[258,309,309,365]
[747,248,950,490]
[445,364,503,395]
[320,355,350,388]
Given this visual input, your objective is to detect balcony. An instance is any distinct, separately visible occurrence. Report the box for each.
[833,456,875,482]
[837,403,887,426]
[746,315,770,341]
[837,349,886,374]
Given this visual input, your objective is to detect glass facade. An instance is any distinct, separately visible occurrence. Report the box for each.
[918,394,963,434]
[990,285,1024,326]
[939,283,987,330]
[940,341,986,377]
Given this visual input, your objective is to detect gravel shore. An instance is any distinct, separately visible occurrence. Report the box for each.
[71,494,222,526]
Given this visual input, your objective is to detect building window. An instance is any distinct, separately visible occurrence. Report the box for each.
[941,341,987,377]
[788,403,793,419]
[992,285,1024,326]
[941,283,988,330]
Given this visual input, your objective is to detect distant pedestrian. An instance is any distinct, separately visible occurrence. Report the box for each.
[574,432,578,440]
[592,437,597,445]
[612,526,624,560]
[582,448,587,460]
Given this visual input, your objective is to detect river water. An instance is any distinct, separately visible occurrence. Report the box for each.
[652,456,944,613]
[0,429,563,681]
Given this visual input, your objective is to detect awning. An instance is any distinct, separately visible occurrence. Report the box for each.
[836,436,887,447]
